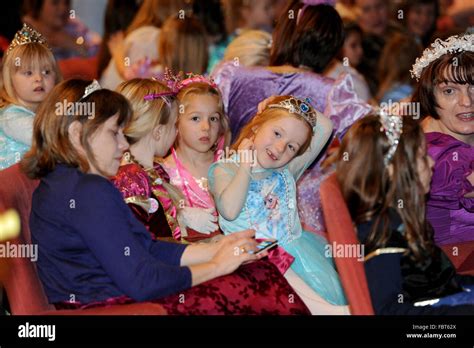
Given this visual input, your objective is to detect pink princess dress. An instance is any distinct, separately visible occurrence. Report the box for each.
[161,148,222,242]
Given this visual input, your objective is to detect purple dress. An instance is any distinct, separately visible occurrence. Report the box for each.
[426,132,474,246]
[212,62,371,234]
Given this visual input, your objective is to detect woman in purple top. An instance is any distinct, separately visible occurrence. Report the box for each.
[412,33,473,246]
[22,79,310,315]
[212,0,371,234]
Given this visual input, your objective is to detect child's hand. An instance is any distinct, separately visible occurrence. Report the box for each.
[180,207,218,234]
[257,96,280,114]
[238,137,255,169]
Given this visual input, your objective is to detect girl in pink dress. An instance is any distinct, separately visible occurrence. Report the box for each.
[162,74,231,242]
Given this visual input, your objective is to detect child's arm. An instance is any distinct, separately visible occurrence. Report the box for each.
[288,113,333,180]
[209,139,254,221]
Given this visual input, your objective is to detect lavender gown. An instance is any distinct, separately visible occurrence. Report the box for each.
[212,62,371,234]
[426,132,474,246]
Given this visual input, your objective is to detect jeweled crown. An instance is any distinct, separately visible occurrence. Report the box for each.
[268,96,318,129]
[410,34,474,81]
[6,23,50,55]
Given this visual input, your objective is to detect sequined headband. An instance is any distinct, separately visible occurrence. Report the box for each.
[377,109,403,167]
[410,34,474,81]
[162,68,218,93]
[6,23,50,55]
[143,90,176,106]
[267,96,318,129]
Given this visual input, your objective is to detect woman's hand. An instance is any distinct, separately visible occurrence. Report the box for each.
[210,229,268,277]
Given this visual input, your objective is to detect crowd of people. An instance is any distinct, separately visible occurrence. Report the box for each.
[0,0,472,315]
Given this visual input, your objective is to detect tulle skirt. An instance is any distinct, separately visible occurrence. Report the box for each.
[285,231,347,306]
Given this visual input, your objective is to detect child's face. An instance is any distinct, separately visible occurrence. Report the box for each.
[434,81,474,143]
[356,0,388,37]
[155,103,178,158]
[416,148,434,194]
[407,3,436,38]
[12,65,56,110]
[178,94,221,154]
[253,116,309,169]
[87,114,129,177]
[342,32,363,67]
[246,0,275,31]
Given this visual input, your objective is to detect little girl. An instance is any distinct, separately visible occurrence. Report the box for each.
[336,112,474,314]
[162,74,231,242]
[209,96,348,314]
[112,78,182,241]
[0,24,61,169]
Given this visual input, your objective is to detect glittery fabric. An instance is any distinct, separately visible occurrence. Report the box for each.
[0,105,34,170]
[111,157,181,240]
[213,62,371,234]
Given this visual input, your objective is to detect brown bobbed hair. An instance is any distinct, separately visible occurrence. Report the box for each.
[412,49,474,119]
[336,115,434,261]
[21,79,132,179]
[232,96,312,157]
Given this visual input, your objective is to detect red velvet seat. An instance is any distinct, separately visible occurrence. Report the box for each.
[320,174,374,315]
[0,164,167,315]
[58,55,99,80]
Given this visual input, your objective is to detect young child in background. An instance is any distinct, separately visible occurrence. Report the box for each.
[376,33,422,104]
[336,112,474,314]
[209,96,348,314]
[162,73,230,242]
[0,23,61,170]
[207,0,276,72]
[113,78,183,241]
[158,16,209,75]
[325,19,371,102]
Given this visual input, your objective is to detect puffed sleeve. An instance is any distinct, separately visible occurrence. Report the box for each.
[427,133,474,212]
[324,73,372,139]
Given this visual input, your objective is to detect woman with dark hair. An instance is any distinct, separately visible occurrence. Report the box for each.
[212,0,371,234]
[411,33,473,246]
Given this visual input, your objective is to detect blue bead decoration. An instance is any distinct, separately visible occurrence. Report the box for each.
[300,103,309,113]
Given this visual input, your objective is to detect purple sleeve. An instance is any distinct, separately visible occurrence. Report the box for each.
[70,176,192,301]
[324,73,372,139]
[427,133,474,212]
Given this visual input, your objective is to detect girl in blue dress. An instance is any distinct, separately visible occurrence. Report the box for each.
[0,23,60,169]
[209,95,348,314]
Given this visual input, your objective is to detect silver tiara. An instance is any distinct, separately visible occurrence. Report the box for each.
[378,109,403,167]
[80,80,102,100]
[410,34,474,81]
[268,96,318,129]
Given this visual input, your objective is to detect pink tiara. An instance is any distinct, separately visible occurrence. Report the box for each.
[161,68,218,93]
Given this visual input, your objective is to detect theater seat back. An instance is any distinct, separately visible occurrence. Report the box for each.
[0,164,53,314]
[320,174,374,315]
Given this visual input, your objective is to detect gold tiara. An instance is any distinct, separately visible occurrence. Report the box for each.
[6,23,50,55]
